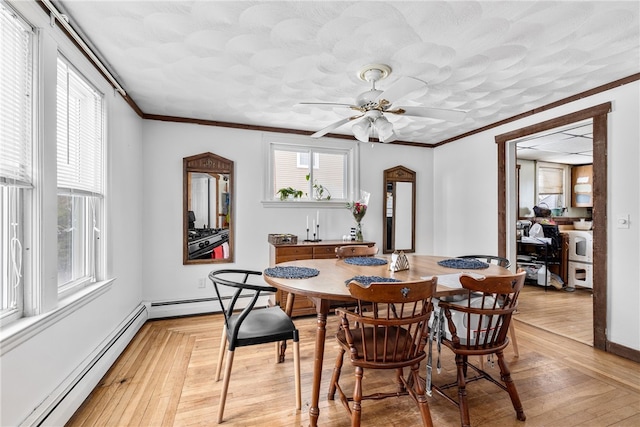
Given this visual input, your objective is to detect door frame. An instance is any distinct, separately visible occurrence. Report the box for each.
[495,102,610,351]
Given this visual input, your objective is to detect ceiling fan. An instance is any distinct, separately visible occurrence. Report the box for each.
[300,64,467,143]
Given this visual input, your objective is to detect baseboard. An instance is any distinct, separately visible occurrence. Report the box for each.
[607,340,640,363]
[20,304,148,427]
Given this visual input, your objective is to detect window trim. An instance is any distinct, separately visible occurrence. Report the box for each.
[262,135,359,208]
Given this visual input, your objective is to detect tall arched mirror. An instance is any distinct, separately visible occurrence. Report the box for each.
[383,166,416,254]
[183,152,234,264]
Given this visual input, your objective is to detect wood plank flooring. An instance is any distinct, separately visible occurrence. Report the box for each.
[516,284,593,346]
[66,295,639,427]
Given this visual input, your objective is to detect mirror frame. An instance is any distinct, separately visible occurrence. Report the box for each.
[183,152,234,264]
[382,166,416,254]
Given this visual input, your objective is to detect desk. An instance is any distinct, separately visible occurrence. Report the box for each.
[263,254,511,426]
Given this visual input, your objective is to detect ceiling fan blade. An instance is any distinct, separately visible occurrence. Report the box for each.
[375,76,427,105]
[391,106,467,122]
[310,115,361,138]
[297,102,355,109]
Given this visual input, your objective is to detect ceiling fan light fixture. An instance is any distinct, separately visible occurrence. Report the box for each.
[374,116,394,141]
[381,130,397,143]
[352,119,371,143]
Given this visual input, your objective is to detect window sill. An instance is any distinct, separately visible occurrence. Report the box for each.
[0,278,115,356]
[262,200,347,208]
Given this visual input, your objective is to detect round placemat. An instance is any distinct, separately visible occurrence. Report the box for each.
[437,258,490,269]
[264,266,319,279]
[343,257,388,266]
[345,275,401,286]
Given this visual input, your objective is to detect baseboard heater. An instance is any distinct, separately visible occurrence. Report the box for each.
[147,293,274,319]
[20,304,148,427]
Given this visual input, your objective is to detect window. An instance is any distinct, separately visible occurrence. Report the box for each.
[267,140,356,202]
[297,152,319,169]
[56,57,103,296]
[537,164,565,209]
[0,3,32,321]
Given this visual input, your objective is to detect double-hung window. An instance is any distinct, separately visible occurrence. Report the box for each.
[56,57,104,297]
[0,4,33,322]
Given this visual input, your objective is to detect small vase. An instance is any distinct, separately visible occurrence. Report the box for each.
[355,222,363,242]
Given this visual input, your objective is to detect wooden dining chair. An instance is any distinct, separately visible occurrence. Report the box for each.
[335,244,378,258]
[209,269,301,423]
[328,278,437,427]
[432,271,526,427]
[457,255,519,361]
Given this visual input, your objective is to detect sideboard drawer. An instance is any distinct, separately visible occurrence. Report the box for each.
[313,245,339,259]
[275,246,313,257]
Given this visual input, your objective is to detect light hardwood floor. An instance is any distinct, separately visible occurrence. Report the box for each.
[516,284,594,346]
[67,295,639,426]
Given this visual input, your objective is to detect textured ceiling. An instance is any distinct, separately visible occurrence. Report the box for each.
[55,1,640,145]
[516,120,593,165]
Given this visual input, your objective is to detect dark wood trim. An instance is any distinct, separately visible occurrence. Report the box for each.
[607,341,640,364]
[142,113,427,147]
[591,113,608,350]
[496,103,611,353]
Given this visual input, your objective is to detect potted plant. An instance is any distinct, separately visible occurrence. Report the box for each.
[276,187,303,201]
[306,175,331,200]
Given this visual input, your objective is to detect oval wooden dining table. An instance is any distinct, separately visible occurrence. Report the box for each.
[263,254,512,427]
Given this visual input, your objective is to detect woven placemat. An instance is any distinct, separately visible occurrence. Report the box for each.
[437,258,489,269]
[264,266,319,279]
[343,257,388,266]
[344,275,401,286]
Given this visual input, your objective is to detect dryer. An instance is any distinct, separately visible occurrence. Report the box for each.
[564,230,593,289]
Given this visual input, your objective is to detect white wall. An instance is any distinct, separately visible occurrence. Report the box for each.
[141,122,433,304]
[433,81,640,351]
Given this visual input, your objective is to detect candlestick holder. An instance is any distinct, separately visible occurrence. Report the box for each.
[304,225,322,242]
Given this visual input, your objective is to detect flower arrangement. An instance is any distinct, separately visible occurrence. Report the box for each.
[346,190,370,241]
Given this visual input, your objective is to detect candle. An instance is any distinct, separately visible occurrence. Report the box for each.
[312,219,316,231]
[306,215,309,229]
[316,210,319,227]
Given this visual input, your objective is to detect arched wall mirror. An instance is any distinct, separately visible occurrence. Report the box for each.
[183,152,234,264]
[383,166,416,254]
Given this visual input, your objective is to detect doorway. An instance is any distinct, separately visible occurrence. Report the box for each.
[496,102,610,351]
[513,120,594,345]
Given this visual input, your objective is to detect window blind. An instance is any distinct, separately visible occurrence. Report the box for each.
[56,58,103,195]
[0,4,32,187]
[538,166,563,194]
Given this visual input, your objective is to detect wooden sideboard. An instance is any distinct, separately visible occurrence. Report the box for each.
[268,240,376,317]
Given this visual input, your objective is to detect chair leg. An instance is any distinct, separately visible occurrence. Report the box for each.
[328,347,345,400]
[351,366,363,427]
[455,354,471,427]
[215,326,227,382]
[496,350,526,421]
[293,336,301,410]
[395,368,406,393]
[410,363,434,427]
[217,349,235,424]
[509,321,520,357]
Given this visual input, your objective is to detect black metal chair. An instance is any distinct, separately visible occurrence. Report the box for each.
[458,254,511,268]
[209,269,301,423]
